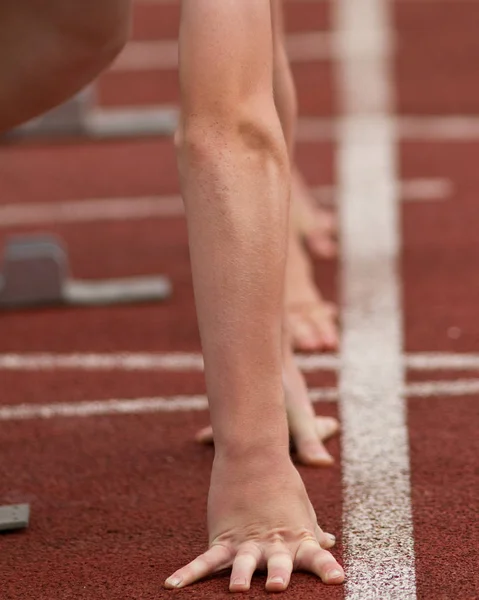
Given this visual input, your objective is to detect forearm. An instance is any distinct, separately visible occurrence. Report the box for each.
[178,0,293,459]
[178,119,291,457]
[272,0,298,158]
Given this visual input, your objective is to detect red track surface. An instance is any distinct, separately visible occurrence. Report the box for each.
[1,1,478,599]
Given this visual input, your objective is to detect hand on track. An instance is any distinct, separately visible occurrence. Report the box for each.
[165,455,344,592]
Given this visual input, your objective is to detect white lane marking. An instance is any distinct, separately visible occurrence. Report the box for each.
[335,0,417,597]
[405,352,479,370]
[1,379,477,421]
[313,178,452,206]
[0,352,205,371]
[25,103,479,141]
[1,352,479,372]
[0,178,450,228]
[297,115,479,141]
[406,378,479,398]
[0,196,184,228]
[111,33,335,71]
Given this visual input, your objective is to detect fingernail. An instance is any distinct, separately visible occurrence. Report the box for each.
[269,576,284,585]
[232,578,247,587]
[327,569,343,582]
[166,576,182,588]
[328,534,336,543]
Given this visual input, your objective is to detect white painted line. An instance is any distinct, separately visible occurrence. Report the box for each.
[0,388,335,422]
[0,352,205,371]
[19,103,479,142]
[334,0,416,597]
[111,33,336,71]
[0,196,184,228]
[406,378,479,398]
[312,178,452,205]
[400,178,453,202]
[0,395,209,421]
[406,352,479,370]
[297,115,479,142]
[1,352,479,372]
[0,378,477,421]
[0,178,451,229]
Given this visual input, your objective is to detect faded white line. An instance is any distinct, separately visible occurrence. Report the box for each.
[335,0,416,597]
[111,33,335,71]
[313,178,452,206]
[0,379,476,421]
[0,352,205,371]
[24,103,479,142]
[2,352,479,372]
[0,196,184,228]
[297,115,479,142]
[0,178,451,229]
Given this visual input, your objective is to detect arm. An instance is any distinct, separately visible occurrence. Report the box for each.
[176,0,290,459]
[166,0,344,592]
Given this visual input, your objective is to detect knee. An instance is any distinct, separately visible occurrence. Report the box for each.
[178,95,288,170]
[54,2,131,78]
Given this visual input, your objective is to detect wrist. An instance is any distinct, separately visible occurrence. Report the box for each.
[213,430,291,465]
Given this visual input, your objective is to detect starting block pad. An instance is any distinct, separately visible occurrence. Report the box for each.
[0,235,172,309]
[0,504,30,532]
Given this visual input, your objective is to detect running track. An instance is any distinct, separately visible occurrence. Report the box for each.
[1,1,478,598]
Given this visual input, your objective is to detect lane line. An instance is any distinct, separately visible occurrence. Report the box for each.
[0,178,451,228]
[111,33,335,71]
[16,103,479,142]
[2,351,479,372]
[0,195,185,228]
[334,0,417,597]
[1,352,479,372]
[74,105,479,142]
[1,379,477,421]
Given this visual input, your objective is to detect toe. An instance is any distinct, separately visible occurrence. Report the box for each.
[289,316,323,351]
[195,425,214,444]
[315,417,340,442]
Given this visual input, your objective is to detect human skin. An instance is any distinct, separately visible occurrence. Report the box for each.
[0,0,130,132]
[0,0,344,591]
[195,0,340,463]
[271,0,339,352]
[166,0,344,592]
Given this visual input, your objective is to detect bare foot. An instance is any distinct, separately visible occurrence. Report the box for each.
[196,344,339,467]
[292,167,337,259]
[285,221,339,352]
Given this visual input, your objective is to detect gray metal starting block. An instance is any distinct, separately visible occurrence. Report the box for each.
[0,235,172,309]
[0,504,30,532]
[3,86,177,142]
[8,87,96,138]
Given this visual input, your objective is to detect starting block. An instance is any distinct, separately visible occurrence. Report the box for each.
[3,86,177,142]
[0,235,172,309]
[0,504,30,532]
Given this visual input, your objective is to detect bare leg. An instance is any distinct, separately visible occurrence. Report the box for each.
[0,0,130,132]
[166,0,343,591]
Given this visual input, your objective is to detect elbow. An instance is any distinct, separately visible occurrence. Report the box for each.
[176,102,289,174]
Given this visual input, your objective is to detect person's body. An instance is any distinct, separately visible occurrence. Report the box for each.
[269,0,339,353]
[0,0,345,591]
[195,0,339,465]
